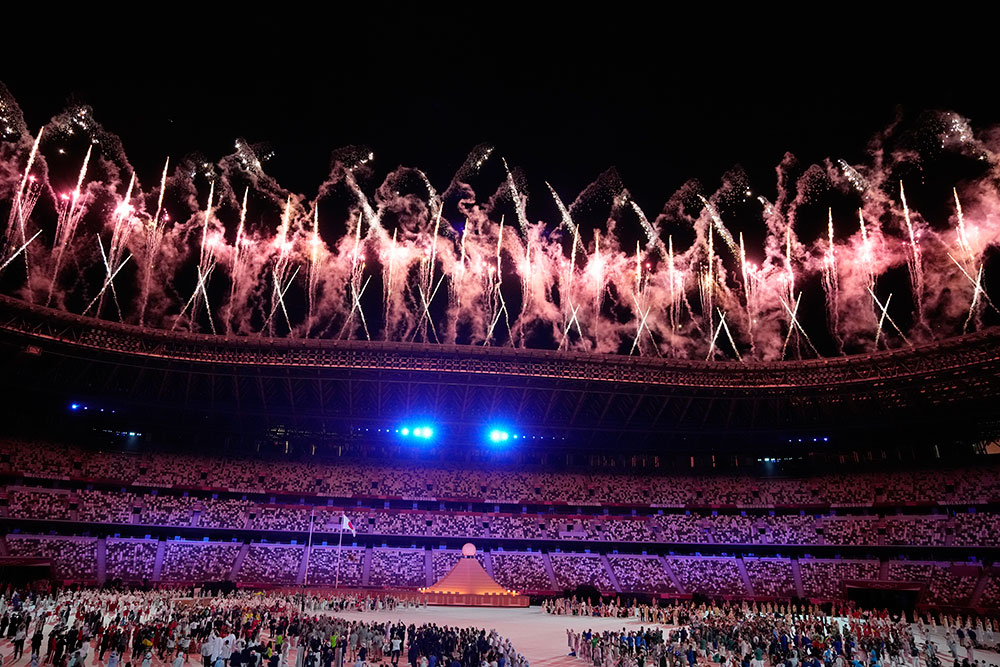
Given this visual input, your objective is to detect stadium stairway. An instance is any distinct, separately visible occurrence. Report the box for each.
[970,570,990,607]
[599,554,621,592]
[424,550,434,587]
[361,546,372,585]
[296,545,309,585]
[229,543,250,580]
[541,552,558,590]
[96,537,107,584]
[152,540,165,581]
[736,558,754,596]
[790,559,805,597]
[658,555,686,595]
[483,551,496,579]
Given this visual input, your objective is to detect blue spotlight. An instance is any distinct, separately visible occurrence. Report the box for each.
[489,429,510,443]
[399,424,435,440]
[70,403,79,410]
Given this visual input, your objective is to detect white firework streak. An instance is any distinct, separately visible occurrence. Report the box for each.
[502,158,529,237]
[0,230,42,273]
[948,253,999,314]
[706,315,726,361]
[706,310,742,363]
[964,265,984,334]
[413,274,446,344]
[546,182,586,254]
[83,252,132,317]
[98,172,136,320]
[559,303,583,350]
[631,198,668,259]
[47,145,93,307]
[823,209,841,347]
[630,295,655,356]
[307,206,322,338]
[867,287,910,347]
[779,294,820,358]
[874,292,893,348]
[5,127,43,277]
[838,159,868,196]
[339,274,372,341]
[95,234,125,322]
[719,309,743,363]
[383,227,398,338]
[698,195,739,258]
[485,219,513,345]
[899,182,925,327]
[227,187,249,334]
[140,157,170,327]
[953,188,974,266]
[263,266,301,332]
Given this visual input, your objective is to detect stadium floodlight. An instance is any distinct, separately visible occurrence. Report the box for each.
[488,429,510,443]
[398,424,434,439]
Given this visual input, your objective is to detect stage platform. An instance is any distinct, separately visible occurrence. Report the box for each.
[423,591,530,607]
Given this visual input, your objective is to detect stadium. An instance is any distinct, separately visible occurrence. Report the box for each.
[3,36,1000,667]
[2,284,1000,658]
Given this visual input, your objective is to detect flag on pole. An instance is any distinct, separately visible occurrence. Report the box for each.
[340,514,356,537]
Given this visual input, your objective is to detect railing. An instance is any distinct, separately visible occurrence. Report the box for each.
[3,293,1000,390]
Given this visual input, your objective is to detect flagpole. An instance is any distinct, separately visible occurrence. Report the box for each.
[335,517,344,589]
[303,508,315,589]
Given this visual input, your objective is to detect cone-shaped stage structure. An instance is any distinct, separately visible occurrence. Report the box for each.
[423,544,516,595]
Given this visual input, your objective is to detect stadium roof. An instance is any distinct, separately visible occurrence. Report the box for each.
[2,294,999,447]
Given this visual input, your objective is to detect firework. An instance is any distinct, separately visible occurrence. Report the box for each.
[3,95,999,363]
[46,145,92,307]
[139,158,170,326]
[4,128,43,276]
[899,182,925,327]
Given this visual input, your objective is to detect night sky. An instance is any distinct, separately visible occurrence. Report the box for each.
[4,11,994,228]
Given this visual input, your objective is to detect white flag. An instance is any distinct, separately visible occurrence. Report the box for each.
[340,514,356,537]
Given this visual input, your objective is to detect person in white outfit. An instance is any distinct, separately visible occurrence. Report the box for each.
[204,632,219,667]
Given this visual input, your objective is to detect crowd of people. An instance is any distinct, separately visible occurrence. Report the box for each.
[2,439,999,607]
[5,441,1000,509]
[550,557,613,591]
[0,585,996,667]
[553,598,1000,667]
[489,554,551,593]
[0,588,528,667]
[10,483,992,549]
[5,535,997,607]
